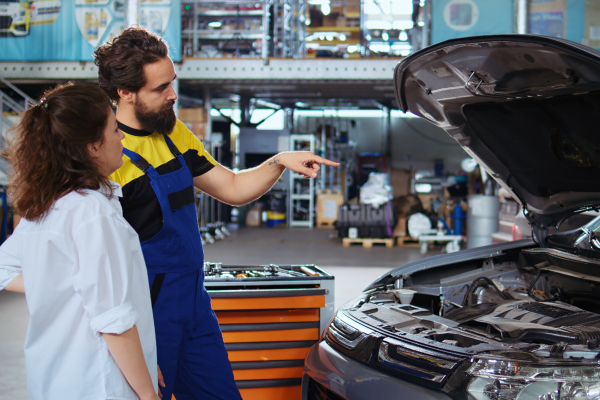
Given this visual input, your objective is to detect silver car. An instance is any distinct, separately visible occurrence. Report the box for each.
[303,35,600,400]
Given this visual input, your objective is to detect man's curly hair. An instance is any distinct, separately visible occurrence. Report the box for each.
[94,26,169,101]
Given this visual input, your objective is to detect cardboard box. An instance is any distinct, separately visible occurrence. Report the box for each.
[179,108,207,123]
[322,13,340,27]
[390,168,413,197]
[316,189,344,228]
[246,205,263,227]
[392,217,407,237]
[183,122,206,140]
[418,194,438,213]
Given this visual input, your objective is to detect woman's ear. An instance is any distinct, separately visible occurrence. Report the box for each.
[87,141,101,159]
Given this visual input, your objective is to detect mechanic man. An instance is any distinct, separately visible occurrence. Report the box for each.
[94,26,339,400]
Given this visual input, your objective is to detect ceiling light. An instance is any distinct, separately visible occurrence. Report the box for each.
[365,34,372,41]
[392,20,414,30]
[399,30,408,41]
[347,45,358,53]
[382,32,389,41]
[208,21,222,28]
[339,34,347,41]
[326,35,334,41]
[366,20,392,30]
[306,18,311,25]
[418,21,425,27]
[321,3,331,15]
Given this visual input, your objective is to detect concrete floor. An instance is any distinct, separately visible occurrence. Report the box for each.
[0,226,440,399]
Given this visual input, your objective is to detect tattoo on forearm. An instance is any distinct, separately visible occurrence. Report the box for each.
[269,159,280,166]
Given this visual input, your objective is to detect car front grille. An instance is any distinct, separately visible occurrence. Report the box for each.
[307,377,347,400]
[0,16,13,30]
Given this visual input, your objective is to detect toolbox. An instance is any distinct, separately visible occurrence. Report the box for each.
[203,263,334,400]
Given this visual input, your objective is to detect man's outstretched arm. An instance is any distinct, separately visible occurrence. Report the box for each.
[194,151,340,206]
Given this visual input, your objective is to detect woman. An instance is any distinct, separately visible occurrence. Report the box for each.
[0,83,160,400]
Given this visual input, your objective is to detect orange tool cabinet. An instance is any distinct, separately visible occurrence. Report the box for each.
[204,263,334,400]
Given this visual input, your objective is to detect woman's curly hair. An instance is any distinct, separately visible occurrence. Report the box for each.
[8,83,113,221]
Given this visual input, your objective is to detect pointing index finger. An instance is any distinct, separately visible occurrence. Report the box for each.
[311,156,340,167]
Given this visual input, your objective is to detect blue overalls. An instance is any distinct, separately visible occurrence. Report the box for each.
[122,135,240,400]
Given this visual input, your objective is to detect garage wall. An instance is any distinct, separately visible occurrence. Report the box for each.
[295,112,468,175]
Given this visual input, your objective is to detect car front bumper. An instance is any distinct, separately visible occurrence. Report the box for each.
[302,341,453,400]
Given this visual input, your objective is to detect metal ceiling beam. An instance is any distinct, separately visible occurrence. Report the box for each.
[0,59,400,81]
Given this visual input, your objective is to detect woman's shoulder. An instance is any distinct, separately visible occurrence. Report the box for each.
[54,189,120,220]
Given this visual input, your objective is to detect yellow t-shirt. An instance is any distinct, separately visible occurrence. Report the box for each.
[109,120,217,241]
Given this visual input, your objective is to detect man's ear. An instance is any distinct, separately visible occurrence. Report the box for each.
[117,88,134,104]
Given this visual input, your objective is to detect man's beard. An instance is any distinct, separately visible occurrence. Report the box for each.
[134,97,177,135]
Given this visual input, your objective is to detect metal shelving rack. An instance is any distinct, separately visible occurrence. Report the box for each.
[271,0,307,58]
[182,1,267,59]
[288,134,316,227]
[182,0,307,61]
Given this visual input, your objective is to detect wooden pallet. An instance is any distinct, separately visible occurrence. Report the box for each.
[316,220,336,229]
[396,236,420,247]
[342,237,394,248]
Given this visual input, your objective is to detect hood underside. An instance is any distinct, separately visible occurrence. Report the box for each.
[394,34,600,225]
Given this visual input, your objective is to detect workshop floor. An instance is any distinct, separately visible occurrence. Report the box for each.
[0,226,441,399]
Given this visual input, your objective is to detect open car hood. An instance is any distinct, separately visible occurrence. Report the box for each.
[394,34,600,238]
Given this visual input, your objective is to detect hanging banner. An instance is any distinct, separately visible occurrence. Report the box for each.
[431,0,514,44]
[0,0,181,62]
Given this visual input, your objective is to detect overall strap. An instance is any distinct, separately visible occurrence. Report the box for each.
[122,148,159,178]
[163,134,182,157]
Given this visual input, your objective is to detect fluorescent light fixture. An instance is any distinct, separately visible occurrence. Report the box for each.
[392,20,414,30]
[306,43,320,49]
[366,20,393,30]
[382,32,389,41]
[347,45,358,53]
[339,33,347,41]
[321,3,331,15]
[370,44,391,52]
[308,0,329,4]
[415,183,433,193]
[391,43,412,50]
[399,30,408,41]
[208,21,222,28]
[392,0,414,14]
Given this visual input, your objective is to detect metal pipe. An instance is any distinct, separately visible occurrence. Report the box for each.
[421,0,430,49]
[126,0,140,28]
[203,87,212,141]
[262,0,271,65]
[516,0,529,34]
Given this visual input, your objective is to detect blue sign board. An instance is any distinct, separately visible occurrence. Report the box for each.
[431,0,514,44]
[0,0,181,61]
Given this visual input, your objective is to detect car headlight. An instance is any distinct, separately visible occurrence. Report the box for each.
[325,312,368,350]
[465,357,600,400]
